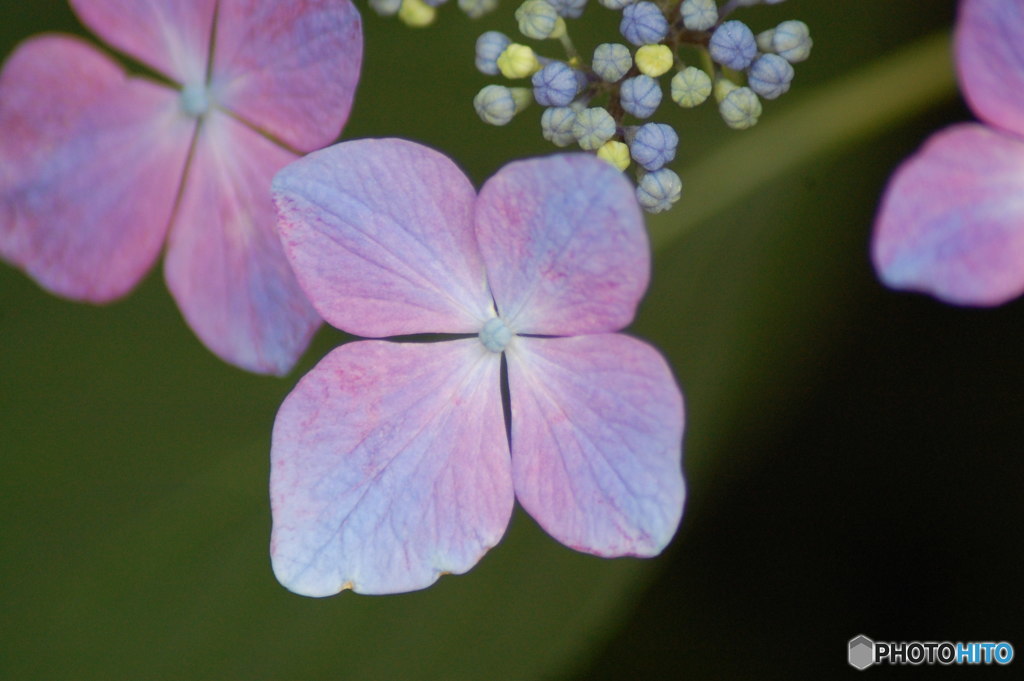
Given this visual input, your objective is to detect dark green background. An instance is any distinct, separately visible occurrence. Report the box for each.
[2,1,1020,679]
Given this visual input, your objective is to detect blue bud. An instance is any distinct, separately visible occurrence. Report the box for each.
[572,107,617,150]
[680,0,717,31]
[532,62,580,106]
[369,0,402,15]
[629,122,678,171]
[746,53,794,99]
[598,0,635,9]
[548,0,587,18]
[619,2,669,47]
[636,168,682,213]
[541,106,578,146]
[592,43,632,83]
[475,31,511,76]
[459,0,500,18]
[709,20,758,70]
[620,75,662,119]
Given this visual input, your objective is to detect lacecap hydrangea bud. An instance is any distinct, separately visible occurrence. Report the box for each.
[573,107,617,150]
[516,0,565,40]
[459,0,500,18]
[620,75,662,118]
[497,43,542,78]
[680,0,717,31]
[474,85,531,125]
[629,122,678,171]
[709,20,758,70]
[635,44,673,77]
[636,168,682,213]
[746,53,794,99]
[771,20,812,63]
[369,0,402,15]
[548,0,588,19]
[597,140,631,171]
[532,62,580,106]
[670,66,712,107]
[620,2,669,47]
[398,0,436,27]
[599,0,636,9]
[476,31,511,76]
[541,106,578,146]
[592,43,633,82]
[717,82,762,129]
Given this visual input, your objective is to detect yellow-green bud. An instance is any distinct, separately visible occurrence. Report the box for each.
[713,77,740,103]
[635,44,673,78]
[597,140,631,171]
[398,0,436,27]
[670,66,712,108]
[497,43,542,79]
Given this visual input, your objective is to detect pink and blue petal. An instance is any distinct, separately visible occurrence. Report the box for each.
[474,154,650,336]
[164,111,321,375]
[271,339,513,596]
[69,0,216,85]
[956,0,1024,137]
[211,0,362,152]
[873,123,1024,306]
[273,138,495,338]
[0,36,193,303]
[507,334,685,557]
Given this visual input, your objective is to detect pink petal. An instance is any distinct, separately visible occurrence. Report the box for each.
[273,139,494,337]
[0,35,193,302]
[69,0,216,85]
[872,123,1024,306]
[956,0,1024,137]
[507,334,685,557]
[475,154,649,336]
[210,0,362,152]
[164,111,321,376]
[271,339,513,596]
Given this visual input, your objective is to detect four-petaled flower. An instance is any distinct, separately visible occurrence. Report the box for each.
[873,0,1024,306]
[270,139,686,596]
[0,0,362,374]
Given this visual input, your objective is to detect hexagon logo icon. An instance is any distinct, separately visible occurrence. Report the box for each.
[848,635,875,670]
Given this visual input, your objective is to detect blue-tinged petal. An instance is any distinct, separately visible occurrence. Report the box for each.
[474,154,649,336]
[69,0,216,85]
[507,334,685,557]
[164,111,320,376]
[957,0,1024,137]
[0,35,193,303]
[273,139,495,337]
[210,0,362,152]
[271,339,513,596]
[873,123,1024,306]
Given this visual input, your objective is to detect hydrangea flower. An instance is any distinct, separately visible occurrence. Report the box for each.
[873,0,1024,306]
[0,0,362,374]
[269,139,686,596]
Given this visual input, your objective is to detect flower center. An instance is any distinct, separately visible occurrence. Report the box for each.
[180,82,211,117]
[478,317,514,353]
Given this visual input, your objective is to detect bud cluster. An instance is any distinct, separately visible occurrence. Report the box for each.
[472,0,812,212]
[370,0,500,25]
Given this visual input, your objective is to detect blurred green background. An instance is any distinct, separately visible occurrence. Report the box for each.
[2,1,1021,679]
